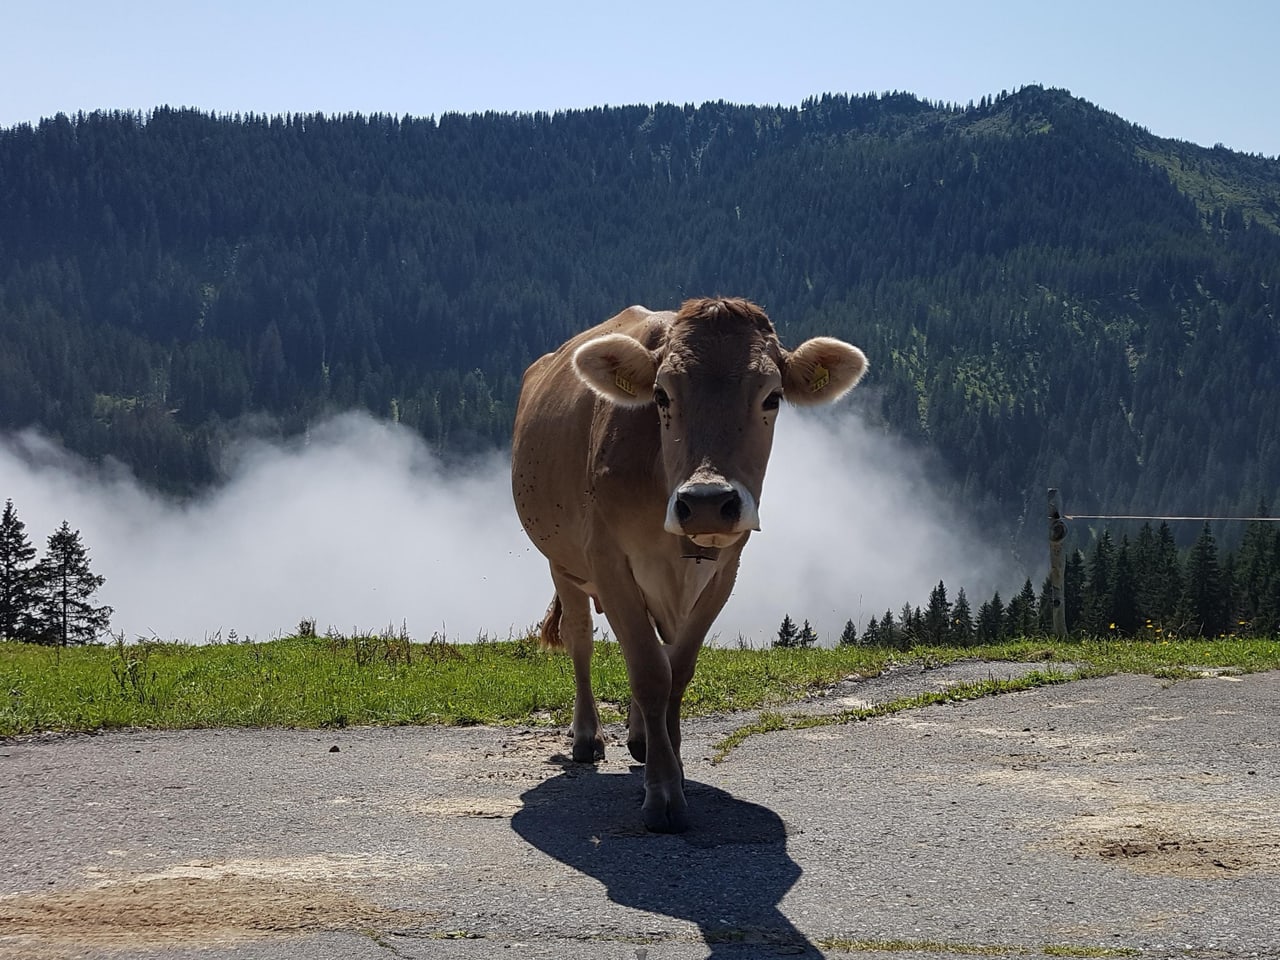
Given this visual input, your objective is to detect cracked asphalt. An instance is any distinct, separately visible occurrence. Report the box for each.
[2,661,1278,959]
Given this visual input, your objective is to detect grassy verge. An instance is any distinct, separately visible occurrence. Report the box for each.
[1,632,1277,738]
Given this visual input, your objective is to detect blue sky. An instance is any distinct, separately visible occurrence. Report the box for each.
[3,0,1277,156]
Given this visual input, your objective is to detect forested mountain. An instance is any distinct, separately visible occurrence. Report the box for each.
[2,86,1278,549]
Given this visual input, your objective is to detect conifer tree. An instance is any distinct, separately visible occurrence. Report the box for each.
[1037,576,1055,635]
[1063,549,1085,633]
[922,580,951,645]
[1256,529,1280,634]
[0,500,39,641]
[950,587,975,646]
[1151,523,1183,628]
[797,619,818,648]
[863,615,881,646]
[774,613,800,648]
[880,609,898,648]
[1083,532,1115,634]
[34,521,113,647]
[1182,523,1228,637]
[1236,501,1275,629]
[838,619,859,647]
[1005,578,1038,638]
[976,591,1004,644]
[1111,537,1138,635]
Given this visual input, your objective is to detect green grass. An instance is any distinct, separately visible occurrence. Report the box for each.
[1,632,1277,738]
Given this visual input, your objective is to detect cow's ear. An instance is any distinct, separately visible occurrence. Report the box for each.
[781,337,868,406]
[572,333,659,407]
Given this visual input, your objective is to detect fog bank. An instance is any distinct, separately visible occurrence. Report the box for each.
[0,410,1013,646]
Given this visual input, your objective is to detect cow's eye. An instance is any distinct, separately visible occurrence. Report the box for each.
[762,390,783,412]
[653,386,671,409]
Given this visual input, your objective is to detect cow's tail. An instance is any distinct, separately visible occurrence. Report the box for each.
[538,593,564,648]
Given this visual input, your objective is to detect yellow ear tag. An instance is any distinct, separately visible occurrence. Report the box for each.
[809,364,830,393]
[614,372,636,397]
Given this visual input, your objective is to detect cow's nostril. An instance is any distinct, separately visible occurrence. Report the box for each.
[675,499,693,524]
[720,494,742,523]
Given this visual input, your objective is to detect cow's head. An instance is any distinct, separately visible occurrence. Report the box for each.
[572,298,867,548]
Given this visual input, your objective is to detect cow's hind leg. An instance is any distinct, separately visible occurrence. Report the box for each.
[548,571,605,763]
[625,696,646,763]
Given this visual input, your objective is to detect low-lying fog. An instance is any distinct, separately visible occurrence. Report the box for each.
[1,409,1013,646]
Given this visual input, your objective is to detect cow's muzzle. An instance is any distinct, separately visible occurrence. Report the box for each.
[664,480,759,547]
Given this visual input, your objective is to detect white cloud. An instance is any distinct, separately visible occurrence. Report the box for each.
[0,410,1013,646]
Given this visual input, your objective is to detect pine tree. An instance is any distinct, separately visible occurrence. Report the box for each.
[0,500,40,641]
[1083,532,1115,634]
[1063,549,1085,633]
[33,521,113,646]
[797,619,818,648]
[864,615,881,646]
[951,588,975,646]
[1111,537,1138,636]
[1236,500,1275,629]
[1037,576,1055,635]
[976,591,1004,644]
[898,603,920,650]
[1151,523,1183,629]
[880,609,898,648]
[922,580,951,645]
[774,613,800,648]
[1005,578,1038,638]
[838,618,859,647]
[1182,523,1228,637]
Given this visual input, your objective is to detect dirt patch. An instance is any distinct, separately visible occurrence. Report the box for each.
[1066,814,1280,879]
[0,859,430,956]
[413,796,523,818]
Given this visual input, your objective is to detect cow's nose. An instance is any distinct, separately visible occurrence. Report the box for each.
[673,481,742,532]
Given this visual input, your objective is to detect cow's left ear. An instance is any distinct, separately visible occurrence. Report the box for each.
[781,337,868,406]
[572,333,659,407]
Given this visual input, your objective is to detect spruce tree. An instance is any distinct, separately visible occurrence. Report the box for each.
[838,618,859,647]
[1005,578,1038,638]
[1111,537,1138,636]
[1063,549,1085,634]
[774,614,799,649]
[0,500,39,641]
[797,619,819,648]
[922,581,951,645]
[880,609,898,648]
[951,588,975,646]
[863,615,881,646]
[1236,501,1275,629]
[1182,523,1228,637]
[976,591,1004,644]
[1083,532,1115,634]
[34,521,113,647]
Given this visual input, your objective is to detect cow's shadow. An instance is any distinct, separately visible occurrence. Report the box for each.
[512,763,821,957]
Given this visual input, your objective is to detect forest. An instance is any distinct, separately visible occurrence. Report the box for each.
[1,84,1279,561]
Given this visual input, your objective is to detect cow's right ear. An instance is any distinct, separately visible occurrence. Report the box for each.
[572,333,659,407]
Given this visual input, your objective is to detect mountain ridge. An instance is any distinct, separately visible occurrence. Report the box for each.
[1,86,1277,552]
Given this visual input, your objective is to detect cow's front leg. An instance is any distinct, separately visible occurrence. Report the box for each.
[630,665,688,834]
[664,638,702,765]
[606,604,688,833]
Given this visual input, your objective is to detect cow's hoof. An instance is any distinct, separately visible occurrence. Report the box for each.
[571,733,605,763]
[642,792,690,833]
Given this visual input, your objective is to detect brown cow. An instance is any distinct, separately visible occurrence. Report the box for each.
[511,297,867,832]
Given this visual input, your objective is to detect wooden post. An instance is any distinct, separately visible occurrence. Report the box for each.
[1048,488,1067,637]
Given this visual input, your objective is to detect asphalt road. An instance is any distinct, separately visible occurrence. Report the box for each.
[2,662,1278,959]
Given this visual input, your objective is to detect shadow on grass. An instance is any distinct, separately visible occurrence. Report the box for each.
[512,762,820,957]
